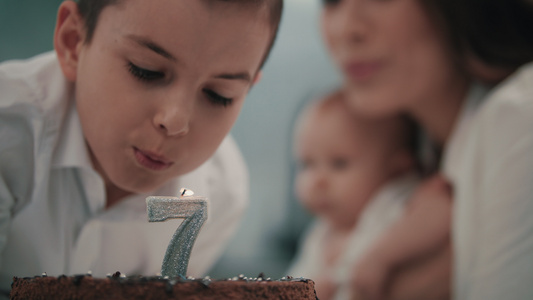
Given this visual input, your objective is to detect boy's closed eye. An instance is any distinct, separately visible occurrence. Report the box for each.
[202,89,233,107]
[128,62,165,81]
[127,62,234,107]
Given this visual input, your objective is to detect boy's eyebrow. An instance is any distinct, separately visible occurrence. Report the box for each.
[126,35,176,61]
[214,72,251,83]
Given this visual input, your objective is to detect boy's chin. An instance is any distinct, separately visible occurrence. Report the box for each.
[112,176,170,196]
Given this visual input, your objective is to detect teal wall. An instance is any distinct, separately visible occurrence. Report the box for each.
[0,0,62,60]
[0,0,341,278]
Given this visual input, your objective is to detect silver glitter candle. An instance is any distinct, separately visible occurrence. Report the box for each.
[146,193,208,277]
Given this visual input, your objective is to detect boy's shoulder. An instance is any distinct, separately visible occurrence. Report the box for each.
[0,51,73,141]
[0,52,75,212]
[0,51,74,167]
[0,51,71,112]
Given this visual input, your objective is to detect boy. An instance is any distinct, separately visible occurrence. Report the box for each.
[289,91,449,299]
[0,0,282,296]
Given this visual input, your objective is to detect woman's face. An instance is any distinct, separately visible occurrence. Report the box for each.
[321,0,465,117]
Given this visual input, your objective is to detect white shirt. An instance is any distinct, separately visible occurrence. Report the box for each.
[287,174,419,300]
[0,52,249,295]
[443,62,533,300]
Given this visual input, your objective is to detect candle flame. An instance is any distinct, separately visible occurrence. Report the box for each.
[180,188,195,197]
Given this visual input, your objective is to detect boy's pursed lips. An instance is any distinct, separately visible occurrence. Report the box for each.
[132,146,174,171]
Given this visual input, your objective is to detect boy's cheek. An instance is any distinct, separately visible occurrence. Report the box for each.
[252,71,263,85]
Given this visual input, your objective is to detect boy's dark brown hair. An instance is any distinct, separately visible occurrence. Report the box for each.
[76,0,283,69]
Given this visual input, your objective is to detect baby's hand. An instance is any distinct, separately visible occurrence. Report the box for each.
[410,175,453,206]
[315,276,338,300]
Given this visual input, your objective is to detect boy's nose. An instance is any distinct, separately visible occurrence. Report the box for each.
[153,102,192,137]
[157,121,189,137]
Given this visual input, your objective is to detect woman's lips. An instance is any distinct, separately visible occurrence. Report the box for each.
[133,147,174,171]
[343,61,382,82]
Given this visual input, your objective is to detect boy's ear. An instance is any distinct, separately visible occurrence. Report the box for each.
[252,71,263,85]
[54,1,85,82]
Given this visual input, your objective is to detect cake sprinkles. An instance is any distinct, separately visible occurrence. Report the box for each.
[10,273,318,300]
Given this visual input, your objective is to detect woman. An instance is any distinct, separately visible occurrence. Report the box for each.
[319,0,533,299]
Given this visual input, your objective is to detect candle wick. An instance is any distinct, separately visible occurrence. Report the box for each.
[181,189,187,196]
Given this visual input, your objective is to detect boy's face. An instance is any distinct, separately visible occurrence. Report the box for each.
[71,0,270,194]
[294,103,395,230]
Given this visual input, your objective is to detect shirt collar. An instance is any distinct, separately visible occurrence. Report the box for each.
[51,100,212,215]
[51,101,93,170]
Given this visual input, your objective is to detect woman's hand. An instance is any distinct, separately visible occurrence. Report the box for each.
[315,276,338,300]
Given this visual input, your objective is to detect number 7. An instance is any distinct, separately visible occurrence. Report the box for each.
[146,196,208,277]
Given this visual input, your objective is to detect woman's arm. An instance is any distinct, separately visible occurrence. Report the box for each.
[350,175,452,300]
[386,241,452,300]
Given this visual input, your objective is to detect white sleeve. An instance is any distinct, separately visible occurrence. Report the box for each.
[0,176,14,272]
[466,81,533,300]
[186,135,249,277]
[0,123,35,270]
[286,220,323,278]
[0,74,37,270]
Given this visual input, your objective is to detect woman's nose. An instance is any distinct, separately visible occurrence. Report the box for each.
[323,0,369,45]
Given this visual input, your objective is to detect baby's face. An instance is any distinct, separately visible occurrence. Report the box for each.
[295,106,393,230]
[73,0,270,193]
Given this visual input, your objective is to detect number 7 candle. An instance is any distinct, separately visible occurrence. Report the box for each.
[146,189,207,278]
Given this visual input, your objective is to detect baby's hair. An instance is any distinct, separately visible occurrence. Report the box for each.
[75,0,283,69]
[307,90,420,170]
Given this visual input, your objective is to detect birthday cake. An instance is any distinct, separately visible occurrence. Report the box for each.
[10,195,318,299]
[10,272,317,299]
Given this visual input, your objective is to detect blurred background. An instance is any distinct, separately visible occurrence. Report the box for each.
[0,0,340,279]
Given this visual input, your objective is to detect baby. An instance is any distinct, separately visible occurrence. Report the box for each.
[288,89,420,300]
[0,0,282,296]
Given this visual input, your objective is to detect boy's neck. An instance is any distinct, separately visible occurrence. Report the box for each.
[87,144,133,208]
[105,184,132,208]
